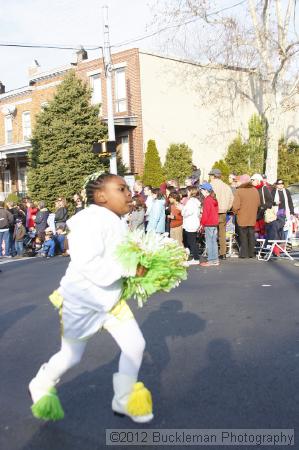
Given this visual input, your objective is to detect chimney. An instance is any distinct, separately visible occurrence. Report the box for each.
[76,46,88,63]
[28,59,41,79]
[0,82,5,94]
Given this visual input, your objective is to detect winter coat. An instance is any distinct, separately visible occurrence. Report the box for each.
[210,178,234,213]
[0,207,14,230]
[147,199,166,233]
[181,197,201,232]
[13,224,26,241]
[256,184,273,220]
[232,183,260,226]
[26,207,38,229]
[55,207,68,227]
[35,208,50,233]
[169,204,183,228]
[271,188,294,215]
[128,209,145,231]
[201,196,219,227]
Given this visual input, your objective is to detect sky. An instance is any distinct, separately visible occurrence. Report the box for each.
[2,1,298,92]
[0,0,158,91]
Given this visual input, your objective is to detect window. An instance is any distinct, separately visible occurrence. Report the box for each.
[22,111,31,141]
[4,170,11,194]
[4,116,13,144]
[18,167,27,195]
[90,73,102,105]
[120,135,130,170]
[115,68,126,112]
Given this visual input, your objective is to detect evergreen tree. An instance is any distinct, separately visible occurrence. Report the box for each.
[247,114,266,174]
[142,140,164,187]
[212,160,230,183]
[163,143,193,185]
[27,71,107,209]
[225,134,250,175]
[278,138,299,185]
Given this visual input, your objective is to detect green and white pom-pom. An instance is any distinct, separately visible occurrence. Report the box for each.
[31,387,64,421]
[116,231,188,307]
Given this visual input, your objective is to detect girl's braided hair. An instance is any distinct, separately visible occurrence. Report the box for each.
[83,171,117,205]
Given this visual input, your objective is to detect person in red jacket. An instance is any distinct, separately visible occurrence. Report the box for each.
[199,183,219,267]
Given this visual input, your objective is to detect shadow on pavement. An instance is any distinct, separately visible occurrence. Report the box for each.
[0,305,36,339]
[21,299,206,450]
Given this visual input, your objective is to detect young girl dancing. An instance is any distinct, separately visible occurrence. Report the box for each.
[29,173,153,423]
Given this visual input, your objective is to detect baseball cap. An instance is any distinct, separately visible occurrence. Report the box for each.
[200,182,213,192]
[208,168,222,176]
[251,173,263,181]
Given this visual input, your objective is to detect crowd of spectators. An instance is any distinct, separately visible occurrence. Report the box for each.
[0,171,298,265]
[0,194,81,259]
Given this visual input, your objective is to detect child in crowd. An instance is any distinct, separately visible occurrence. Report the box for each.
[13,218,26,257]
[168,192,183,246]
[40,228,56,258]
[29,173,153,423]
[34,237,43,254]
[199,183,219,267]
[55,225,68,254]
[127,195,145,231]
[181,186,201,265]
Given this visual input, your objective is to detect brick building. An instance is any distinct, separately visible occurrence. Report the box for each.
[0,48,144,199]
[1,47,298,199]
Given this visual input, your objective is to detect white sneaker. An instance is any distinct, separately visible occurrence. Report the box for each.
[187,259,199,266]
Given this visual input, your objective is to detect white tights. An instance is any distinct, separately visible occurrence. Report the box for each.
[43,318,146,384]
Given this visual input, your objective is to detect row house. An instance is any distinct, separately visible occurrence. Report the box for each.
[0,48,144,199]
[1,47,298,199]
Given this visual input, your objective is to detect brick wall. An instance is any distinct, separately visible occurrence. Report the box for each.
[0,48,145,177]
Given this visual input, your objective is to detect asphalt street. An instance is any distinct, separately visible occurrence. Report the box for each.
[0,255,299,450]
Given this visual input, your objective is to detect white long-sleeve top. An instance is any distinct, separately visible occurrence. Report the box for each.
[181,197,201,232]
[59,205,133,340]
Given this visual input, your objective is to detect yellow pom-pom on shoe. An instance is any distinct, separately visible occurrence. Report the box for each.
[127,382,153,416]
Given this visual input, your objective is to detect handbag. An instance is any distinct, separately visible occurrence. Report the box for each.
[264,207,277,223]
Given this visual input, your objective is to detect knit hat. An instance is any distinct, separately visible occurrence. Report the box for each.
[239,174,251,184]
[251,173,263,182]
[208,168,221,176]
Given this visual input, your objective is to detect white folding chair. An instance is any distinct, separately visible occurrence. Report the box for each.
[257,239,294,261]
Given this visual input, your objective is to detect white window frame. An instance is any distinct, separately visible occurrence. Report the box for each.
[22,111,31,141]
[18,167,27,194]
[114,68,127,113]
[90,73,102,105]
[4,116,13,144]
[4,170,11,194]
[120,135,130,170]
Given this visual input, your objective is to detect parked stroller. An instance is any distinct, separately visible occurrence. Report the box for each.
[23,229,42,257]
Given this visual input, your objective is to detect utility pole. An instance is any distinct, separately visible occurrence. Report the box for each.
[102,5,117,174]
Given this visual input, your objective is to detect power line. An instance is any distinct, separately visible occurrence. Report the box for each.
[0,1,247,52]
[111,0,247,48]
[0,42,101,50]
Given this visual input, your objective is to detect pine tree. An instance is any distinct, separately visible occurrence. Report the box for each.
[248,114,266,174]
[27,71,107,209]
[278,138,299,185]
[163,143,193,185]
[225,134,250,175]
[142,140,164,187]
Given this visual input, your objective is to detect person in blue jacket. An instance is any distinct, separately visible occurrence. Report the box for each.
[146,188,166,233]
